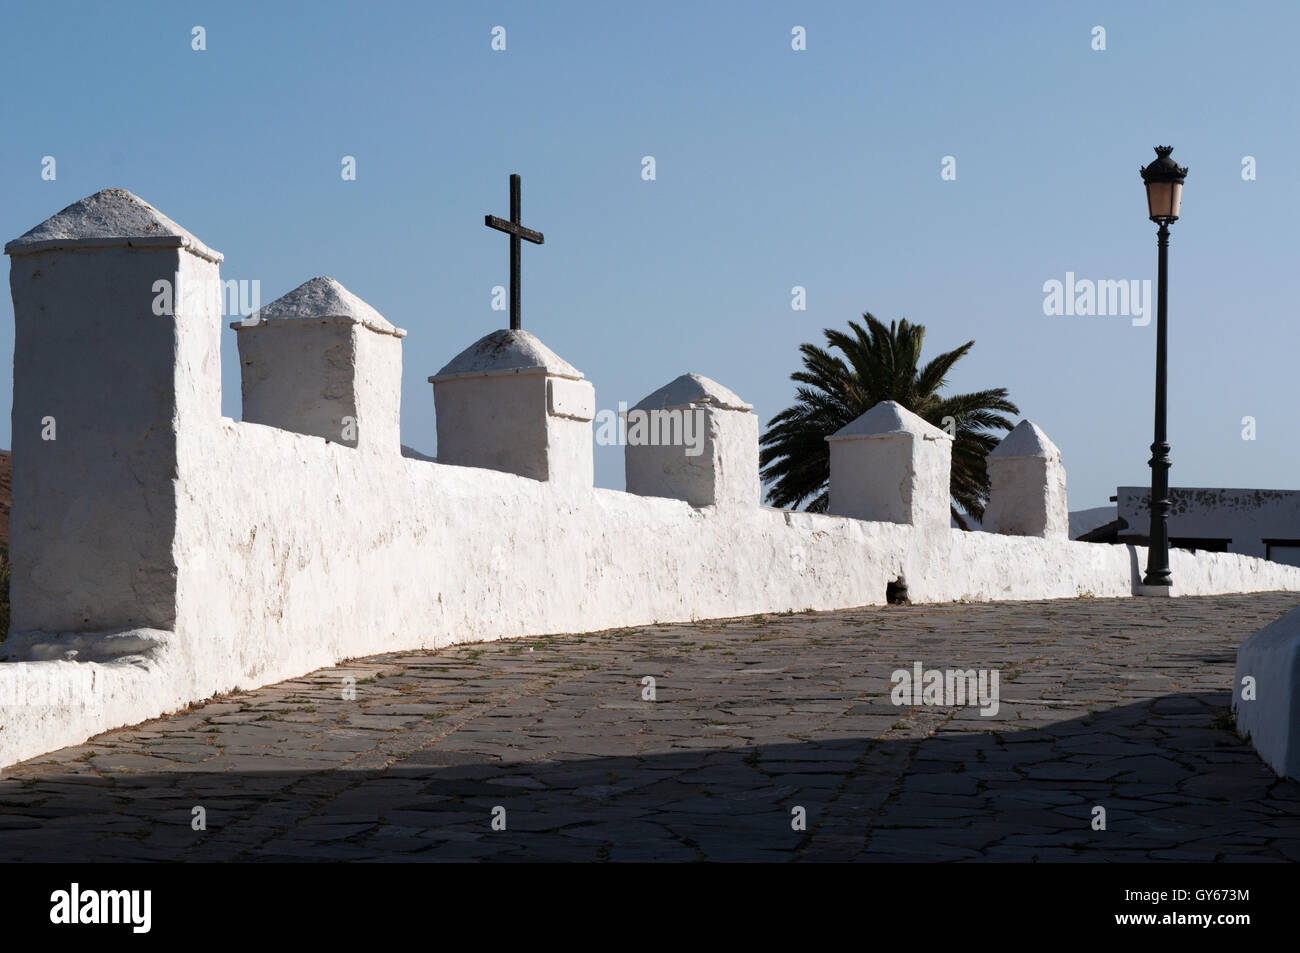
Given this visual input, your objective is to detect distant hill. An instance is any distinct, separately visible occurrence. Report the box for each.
[1069,505,1116,540]
[953,505,1118,539]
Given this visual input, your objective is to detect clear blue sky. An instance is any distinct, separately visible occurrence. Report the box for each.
[2,1,1296,509]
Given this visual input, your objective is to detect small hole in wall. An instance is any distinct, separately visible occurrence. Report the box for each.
[886,577,910,606]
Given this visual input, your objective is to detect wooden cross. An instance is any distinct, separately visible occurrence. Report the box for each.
[485,173,544,331]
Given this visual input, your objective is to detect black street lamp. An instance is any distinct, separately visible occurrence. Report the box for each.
[1139,145,1188,592]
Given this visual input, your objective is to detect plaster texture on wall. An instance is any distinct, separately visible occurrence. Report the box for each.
[548,377,596,421]
[0,648,183,779]
[983,420,1070,540]
[625,373,759,508]
[1234,607,1300,778]
[7,243,220,635]
[4,188,1300,772]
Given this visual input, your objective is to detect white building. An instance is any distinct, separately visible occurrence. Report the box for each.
[1113,486,1300,566]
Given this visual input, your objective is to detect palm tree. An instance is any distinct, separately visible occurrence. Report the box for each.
[760,314,1018,528]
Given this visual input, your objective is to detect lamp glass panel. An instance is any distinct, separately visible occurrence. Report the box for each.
[1146,181,1174,220]
[1168,181,1183,219]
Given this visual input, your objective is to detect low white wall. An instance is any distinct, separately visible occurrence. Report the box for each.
[5,415,1300,770]
[0,634,185,773]
[1234,607,1300,778]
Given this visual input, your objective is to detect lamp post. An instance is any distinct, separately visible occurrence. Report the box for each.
[1138,145,1188,593]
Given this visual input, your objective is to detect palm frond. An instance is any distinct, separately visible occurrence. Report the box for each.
[760,312,1017,527]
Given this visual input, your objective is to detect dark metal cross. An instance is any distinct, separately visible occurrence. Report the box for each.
[485,173,544,331]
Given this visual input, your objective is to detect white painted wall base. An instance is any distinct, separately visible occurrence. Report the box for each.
[1234,607,1300,779]
[1136,584,1173,598]
[3,428,1298,770]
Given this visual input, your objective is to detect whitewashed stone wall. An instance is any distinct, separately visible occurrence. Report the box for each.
[1234,607,1300,779]
[4,188,1300,771]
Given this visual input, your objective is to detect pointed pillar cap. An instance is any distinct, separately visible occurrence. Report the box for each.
[4,187,222,262]
[233,276,405,337]
[990,420,1061,460]
[429,328,583,383]
[826,400,951,442]
[632,373,752,412]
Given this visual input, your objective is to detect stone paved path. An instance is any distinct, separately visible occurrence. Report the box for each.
[2,594,1298,862]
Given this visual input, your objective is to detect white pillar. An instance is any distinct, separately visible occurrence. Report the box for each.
[429,329,594,487]
[232,276,406,454]
[825,400,952,531]
[625,373,758,507]
[983,420,1069,539]
[4,188,223,634]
